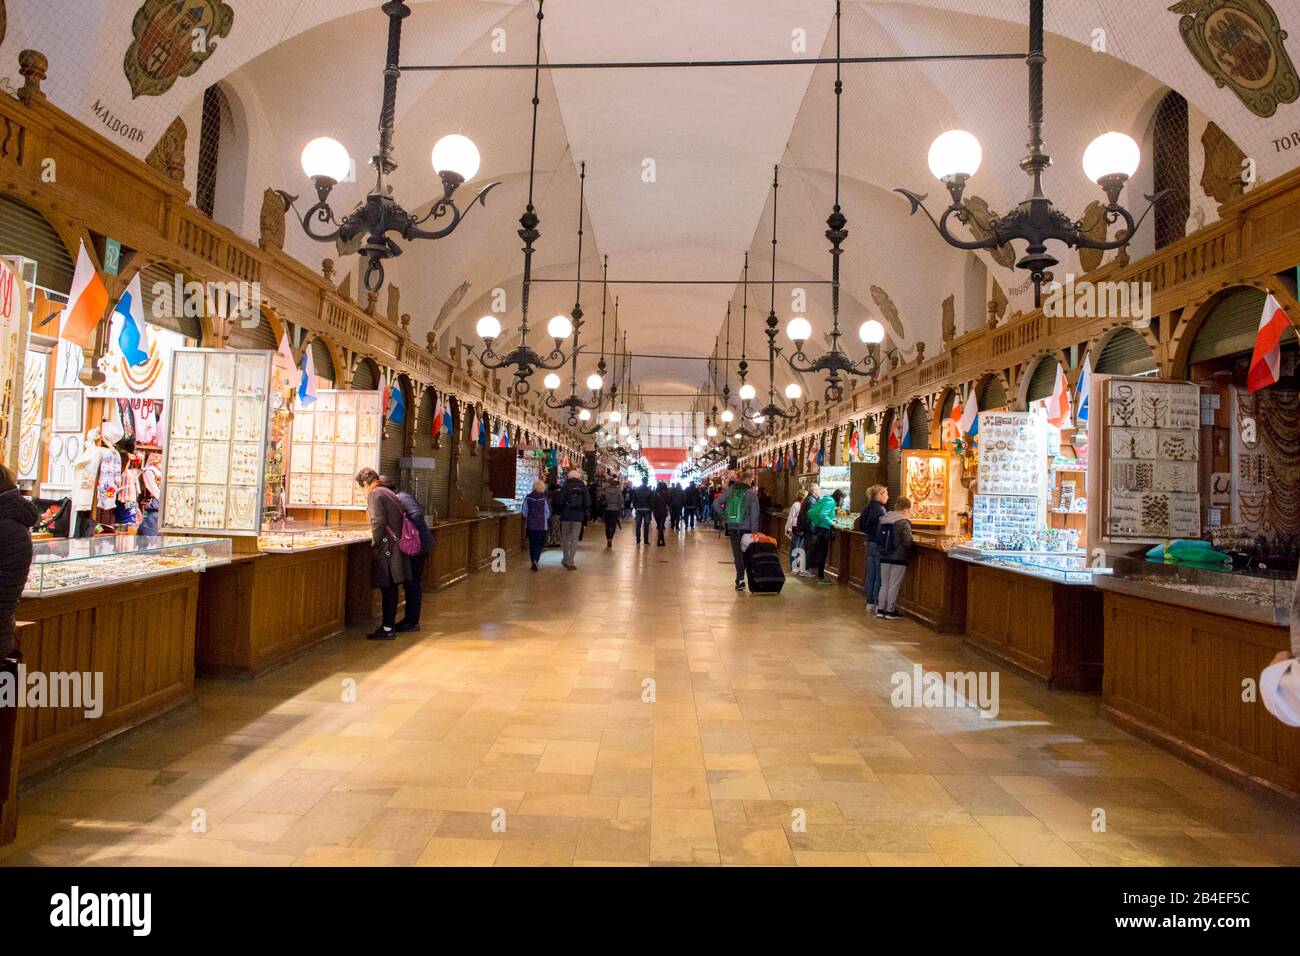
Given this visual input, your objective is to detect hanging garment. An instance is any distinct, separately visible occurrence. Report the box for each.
[71,436,103,512]
[95,448,123,510]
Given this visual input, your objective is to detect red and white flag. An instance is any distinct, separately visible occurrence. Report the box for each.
[60,240,109,348]
[1045,363,1071,428]
[1248,293,1292,392]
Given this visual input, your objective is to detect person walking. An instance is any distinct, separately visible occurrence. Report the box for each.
[683,481,701,530]
[806,488,843,584]
[785,489,807,569]
[388,478,433,632]
[602,479,623,548]
[522,480,552,571]
[669,482,684,531]
[356,467,410,641]
[558,470,591,570]
[652,480,670,546]
[699,483,712,523]
[723,471,761,591]
[631,476,654,545]
[622,481,633,519]
[859,484,889,613]
[875,497,914,619]
[0,465,37,659]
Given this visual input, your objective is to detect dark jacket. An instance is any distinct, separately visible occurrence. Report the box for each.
[558,479,591,522]
[651,486,670,520]
[859,500,887,545]
[367,485,410,588]
[669,486,684,508]
[878,510,914,565]
[522,490,551,531]
[0,488,39,656]
[396,490,433,556]
[631,483,654,511]
[683,485,702,509]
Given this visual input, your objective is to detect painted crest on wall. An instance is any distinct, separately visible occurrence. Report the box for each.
[1169,0,1298,117]
[123,0,235,99]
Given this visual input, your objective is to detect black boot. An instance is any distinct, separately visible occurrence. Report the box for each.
[367,626,396,641]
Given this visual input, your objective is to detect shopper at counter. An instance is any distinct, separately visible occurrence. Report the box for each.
[785,490,807,568]
[859,484,889,613]
[806,488,842,584]
[388,478,432,632]
[0,465,37,657]
[522,480,552,571]
[356,467,410,641]
[876,497,914,620]
[558,471,591,570]
[1260,567,1300,727]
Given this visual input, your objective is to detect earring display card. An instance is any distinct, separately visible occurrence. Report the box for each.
[1103,377,1201,540]
[976,410,1049,499]
[284,389,383,511]
[162,348,273,535]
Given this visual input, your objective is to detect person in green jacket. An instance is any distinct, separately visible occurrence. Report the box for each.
[806,488,843,583]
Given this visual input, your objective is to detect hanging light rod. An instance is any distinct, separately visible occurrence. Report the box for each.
[528,277,834,285]
[400,52,1024,72]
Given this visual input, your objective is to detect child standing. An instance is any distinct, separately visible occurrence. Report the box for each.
[876,497,913,620]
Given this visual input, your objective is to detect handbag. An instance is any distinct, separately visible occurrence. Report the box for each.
[398,515,422,556]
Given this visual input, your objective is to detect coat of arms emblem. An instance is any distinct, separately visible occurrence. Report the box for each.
[1169,0,1298,116]
[123,0,235,99]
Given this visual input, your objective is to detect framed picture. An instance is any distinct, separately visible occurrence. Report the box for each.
[52,388,84,432]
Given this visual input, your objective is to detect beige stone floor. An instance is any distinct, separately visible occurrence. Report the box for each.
[5,524,1300,867]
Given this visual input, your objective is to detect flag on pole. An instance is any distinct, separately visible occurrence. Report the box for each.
[1045,363,1070,428]
[443,405,454,437]
[959,388,980,440]
[1248,293,1292,392]
[60,240,110,348]
[387,383,405,424]
[275,331,297,382]
[470,409,480,443]
[430,394,443,436]
[900,413,912,449]
[111,271,149,367]
[888,419,901,451]
[298,346,318,406]
[1076,355,1092,424]
[848,427,860,461]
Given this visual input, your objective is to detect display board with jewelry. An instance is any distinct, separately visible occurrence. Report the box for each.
[284,390,382,511]
[1099,376,1201,541]
[976,410,1049,500]
[160,349,273,535]
[900,450,952,527]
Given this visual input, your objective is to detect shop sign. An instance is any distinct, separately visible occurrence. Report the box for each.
[0,257,29,474]
[103,238,122,276]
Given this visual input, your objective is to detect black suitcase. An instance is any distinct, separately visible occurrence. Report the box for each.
[744,542,785,593]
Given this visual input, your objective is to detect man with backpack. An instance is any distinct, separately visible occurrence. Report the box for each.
[805,488,843,584]
[558,470,591,570]
[724,471,761,592]
[630,476,655,545]
[875,497,914,619]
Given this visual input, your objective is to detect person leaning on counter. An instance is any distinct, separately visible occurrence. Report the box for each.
[1261,568,1300,727]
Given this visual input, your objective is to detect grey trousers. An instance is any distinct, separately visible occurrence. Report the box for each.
[879,563,907,612]
[561,520,582,567]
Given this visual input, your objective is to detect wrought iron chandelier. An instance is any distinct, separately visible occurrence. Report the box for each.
[731,255,765,441]
[544,164,606,424]
[472,0,576,394]
[778,5,892,403]
[280,0,499,294]
[895,0,1162,307]
[581,317,623,436]
[750,174,802,433]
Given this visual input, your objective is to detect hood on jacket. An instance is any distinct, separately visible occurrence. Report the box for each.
[880,510,909,525]
[0,488,39,529]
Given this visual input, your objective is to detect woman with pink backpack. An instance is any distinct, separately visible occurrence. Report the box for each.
[356,467,411,641]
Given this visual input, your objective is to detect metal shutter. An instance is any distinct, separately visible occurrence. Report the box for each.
[1095,327,1157,376]
[226,308,276,350]
[414,389,436,457]
[907,402,930,450]
[978,376,1007,410]
[138,263,203,342]
[430,431,453,518]
[351,360,377,391]
[0,196,74,294]
[379,417,404,484]
[1025,356,1060,403]
[460,433,484,503]
[1189,288,1276,365]
[310,338,336,385]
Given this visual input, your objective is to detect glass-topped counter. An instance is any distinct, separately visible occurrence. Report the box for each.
[1097,554,1292,626]
[949,546,1108,585]
[23,535,233,598]
[257,524,372,553]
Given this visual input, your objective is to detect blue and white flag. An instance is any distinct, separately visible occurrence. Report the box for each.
[298,346,318,406]
[959,388,980,441]
[1076,355,1092,425]
[113,271,149,367]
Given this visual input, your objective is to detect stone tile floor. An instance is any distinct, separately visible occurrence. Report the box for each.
[5,525,1299,866]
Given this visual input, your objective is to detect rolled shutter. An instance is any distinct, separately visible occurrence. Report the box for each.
[907,401,930,450]
[139,263,203,342]
[0,196,74,294]
[1095,327,1157,376]
[351,360,378,391]
[1188,288,1284,366]
[978,376,1007,410]
[1025,357,1060,404]
[310,338,336,385]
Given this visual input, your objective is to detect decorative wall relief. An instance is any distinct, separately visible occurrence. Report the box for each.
[258,187,286,251]
[1077,201,1109,273]
[987,278,1008,329]
[869,285,906,341]
[941,294,956,345]
[145,116,186,184]
[961,196,1016,269]
[1201,120,1249,201]
[1169,0,1299,117]
[124,0,235,99]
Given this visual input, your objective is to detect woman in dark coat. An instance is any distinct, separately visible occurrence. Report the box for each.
[651,481,670,547]
[356,467,410,641]
[0,465,38,658]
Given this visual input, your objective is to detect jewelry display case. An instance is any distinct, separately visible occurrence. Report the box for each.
[1097,554,1291,626]
[951,549,1107,586]
[161,348,273,535]
[285,390,382,510]
[900,450,951,527]
[258,524,372,553]
[23,535,233,597]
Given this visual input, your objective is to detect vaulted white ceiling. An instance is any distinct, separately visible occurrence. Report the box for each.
[10,0,1300,442]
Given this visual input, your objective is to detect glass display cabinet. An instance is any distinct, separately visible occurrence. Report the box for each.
[1098,554,1292,626]
[950,547,1106,585]
[257,524,373,553]
[900,450,951,527]
[23,535,233,597]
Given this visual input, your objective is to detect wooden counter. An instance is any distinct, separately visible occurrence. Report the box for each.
[426,519,472,590]
[13,571,201,780]
[196,546,348,679]
[897,540,968,633]
[1101,589,1300,804]
[961,560,1103,691]
[1,625,32,843]
[469,515,503,571]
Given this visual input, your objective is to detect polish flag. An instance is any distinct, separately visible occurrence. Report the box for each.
[1045,363,1071,428]
[60,240,110,347]
[888,419,901,450]
[1248,293,1293,392]
[470,409,480,443]
[431,395,444,435]
[274,331,297,378]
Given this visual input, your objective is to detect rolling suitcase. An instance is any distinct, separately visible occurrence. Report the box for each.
[744,541,785,594]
